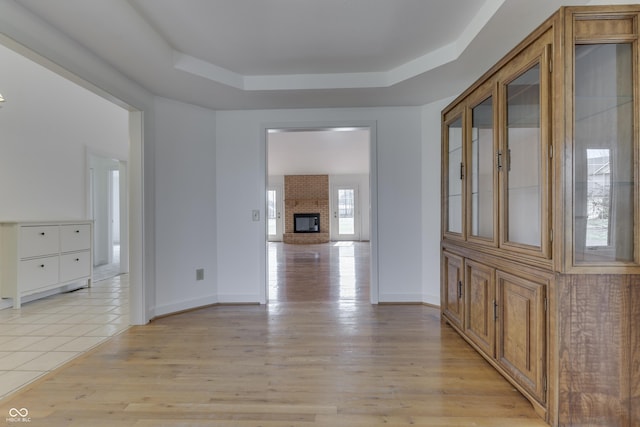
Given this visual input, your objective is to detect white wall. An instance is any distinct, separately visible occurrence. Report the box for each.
[153,97,218,316]
[216,107,423,303]
[0,1,155,324]
[0,0,447,318]
[422,97,455,306]
[0,44,129,221]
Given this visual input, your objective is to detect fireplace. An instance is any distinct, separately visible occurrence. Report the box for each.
[294,213,320,233]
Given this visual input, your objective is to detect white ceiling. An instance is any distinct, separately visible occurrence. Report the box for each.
[268,129,370,176]
[13,0,590,110]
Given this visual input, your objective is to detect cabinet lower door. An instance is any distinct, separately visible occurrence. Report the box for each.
[442,251,464,330]
[496,270,546,403]
[465,260,495,357]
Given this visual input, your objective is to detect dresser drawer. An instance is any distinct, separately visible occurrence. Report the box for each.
[60,224,91,253]
[19,226,60,258]
[60,251,91,282]
[18,256,60,292]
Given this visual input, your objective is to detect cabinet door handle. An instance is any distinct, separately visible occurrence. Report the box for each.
[496,150,502,170]
[458,281,463,299]
[459,162,464,180]
[493,300,498,320]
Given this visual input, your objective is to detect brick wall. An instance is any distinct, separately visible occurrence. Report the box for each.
[283,175,330,244]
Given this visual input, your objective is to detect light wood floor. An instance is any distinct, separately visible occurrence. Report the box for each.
[0,242,547,426]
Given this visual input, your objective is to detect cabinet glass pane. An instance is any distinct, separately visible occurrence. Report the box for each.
[471,97,494,239]
[574,44,634,263]
[447,117,463,234]
[506,64,541,247]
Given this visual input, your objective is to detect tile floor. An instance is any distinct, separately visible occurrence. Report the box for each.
[0,274,129,400]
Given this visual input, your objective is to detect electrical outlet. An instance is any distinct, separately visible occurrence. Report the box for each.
[196,268,204,281]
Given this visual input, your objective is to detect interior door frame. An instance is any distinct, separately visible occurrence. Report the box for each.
[86,149,129,274]
[262,121,378,304]
[0,32,145,325]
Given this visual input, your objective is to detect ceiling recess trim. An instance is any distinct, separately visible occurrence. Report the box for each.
[172,0,506,91]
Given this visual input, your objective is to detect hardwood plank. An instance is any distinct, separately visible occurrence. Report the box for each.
[0,242,544,426]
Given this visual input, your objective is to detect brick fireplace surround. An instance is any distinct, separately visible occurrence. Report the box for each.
[283,175,330,244]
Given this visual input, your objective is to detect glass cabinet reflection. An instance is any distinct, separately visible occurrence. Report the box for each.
[470,96,494,241]
[504,63,542,248]
[446,116,464,235]
[574,43,634,263]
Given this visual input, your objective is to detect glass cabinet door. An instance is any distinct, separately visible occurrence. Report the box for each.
[503,62,544,251]
[445,116,464,236]
[470,96,495,242]
[573,43,635,264]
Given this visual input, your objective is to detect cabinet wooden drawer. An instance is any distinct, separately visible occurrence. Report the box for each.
[19,226,59,258]
[60,224,91,253]
[18,256,59,292]
[60,251,91,282]
[60,251,91,283]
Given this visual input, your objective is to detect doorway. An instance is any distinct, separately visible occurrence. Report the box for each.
[331,184,360,241]
[265,126,374,303]
[88,152,129,282]
[108,168,121,267]
[267,184,284,242]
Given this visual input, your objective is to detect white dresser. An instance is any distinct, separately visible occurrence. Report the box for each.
[0,221,93,309]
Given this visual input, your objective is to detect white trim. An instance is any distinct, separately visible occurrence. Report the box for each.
[379,293,424,303]
[422,293,440,307]
[153,294,219,318]
[217,294,262,304]
[170,0,506,91]
[262,120,379,304]
[128,110,147,325]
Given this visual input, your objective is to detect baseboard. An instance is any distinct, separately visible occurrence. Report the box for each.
[377,293,423,303]
[153,294,219,318]
[422,293,440,307]
[217,294,263,304]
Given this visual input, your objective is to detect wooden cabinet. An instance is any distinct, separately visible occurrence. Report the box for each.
[441,6,640,426]
[1,221,93,309]
[442,251,463,330]
[496,270,547,406]
[464,259,495,358]
[443,252,548,417]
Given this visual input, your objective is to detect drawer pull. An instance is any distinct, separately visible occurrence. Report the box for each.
[39,264,45,268]
[40,232,46,236]
[75,230,80,233]
[75,258,80,262]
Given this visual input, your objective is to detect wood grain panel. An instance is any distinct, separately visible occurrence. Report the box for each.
[574,16,636,41]
[442,251,464,330]
[631,280,640,424]
[465,260,495,357]
[556,274,640,426]
[496,271,546,403]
